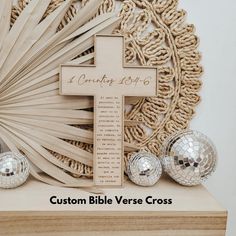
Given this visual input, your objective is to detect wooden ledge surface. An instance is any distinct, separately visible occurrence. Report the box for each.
[0,177,227,236]
[0,176,226,212]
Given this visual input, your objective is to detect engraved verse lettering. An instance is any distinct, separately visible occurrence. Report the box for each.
[68,74,151,88]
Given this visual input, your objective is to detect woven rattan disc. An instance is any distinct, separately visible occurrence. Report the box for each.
[8,0,202,180]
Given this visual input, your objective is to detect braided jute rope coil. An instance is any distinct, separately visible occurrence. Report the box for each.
[11,0,202,178]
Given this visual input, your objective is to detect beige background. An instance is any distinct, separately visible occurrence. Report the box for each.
[179,0,236,235]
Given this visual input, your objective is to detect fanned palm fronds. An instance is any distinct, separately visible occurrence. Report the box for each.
[0,0,121,190]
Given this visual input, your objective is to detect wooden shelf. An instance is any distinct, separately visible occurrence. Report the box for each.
[0,177,227,236]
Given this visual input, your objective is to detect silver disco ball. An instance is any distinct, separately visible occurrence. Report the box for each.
[127,152,162,186]
[162,130,217,186]
[0,152,30,189]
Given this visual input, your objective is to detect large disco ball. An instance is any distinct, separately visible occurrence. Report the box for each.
[162,130,217,186]
[0,152,30,189]
[127,152,162,186]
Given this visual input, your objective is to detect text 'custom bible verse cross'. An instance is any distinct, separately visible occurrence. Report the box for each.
[60,35,158,187]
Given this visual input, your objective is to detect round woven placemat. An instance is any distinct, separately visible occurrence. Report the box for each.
[11,0,202,178]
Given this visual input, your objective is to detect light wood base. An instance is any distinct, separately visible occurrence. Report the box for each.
[0,212,227,236]
[0,177,227,236]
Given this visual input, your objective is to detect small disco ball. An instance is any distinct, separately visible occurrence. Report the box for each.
[0,152,30,189]
[127,152,162,186]
[162,130,217,186]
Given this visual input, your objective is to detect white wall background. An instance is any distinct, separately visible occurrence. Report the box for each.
[178,0,236,235]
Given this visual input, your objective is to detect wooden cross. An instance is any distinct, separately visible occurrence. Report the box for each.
[60,35,158,187]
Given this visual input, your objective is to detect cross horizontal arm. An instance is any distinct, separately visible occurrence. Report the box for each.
[60,65,157,96]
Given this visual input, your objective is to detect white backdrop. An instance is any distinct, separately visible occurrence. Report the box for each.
[179,0,236,235]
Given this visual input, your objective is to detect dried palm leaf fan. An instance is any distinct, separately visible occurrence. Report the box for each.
[0,0,202,189]
[0,0,122,191]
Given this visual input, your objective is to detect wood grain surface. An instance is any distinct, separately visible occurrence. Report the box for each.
[0,177,227,236]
